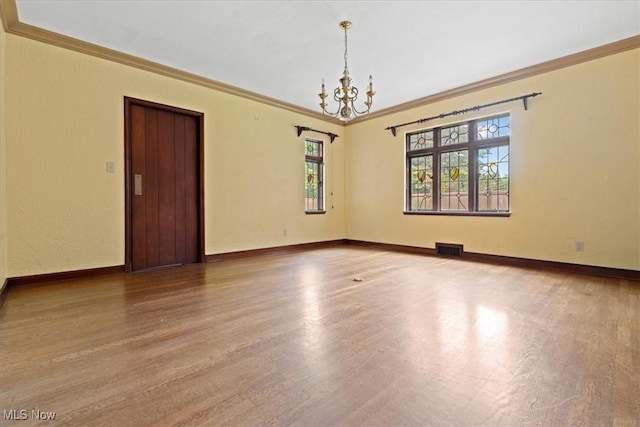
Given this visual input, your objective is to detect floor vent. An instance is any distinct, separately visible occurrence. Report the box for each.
[436,243,463,257]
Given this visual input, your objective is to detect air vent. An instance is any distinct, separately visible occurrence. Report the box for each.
[436,242,463,257]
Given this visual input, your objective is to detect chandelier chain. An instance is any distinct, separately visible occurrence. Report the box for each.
[343,25,349,75]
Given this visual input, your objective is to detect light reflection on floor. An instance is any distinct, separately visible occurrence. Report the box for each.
[299,264,324,352]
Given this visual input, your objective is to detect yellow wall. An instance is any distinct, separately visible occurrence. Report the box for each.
[4,33,345,277]
[345,48,640,270]
[0,22,7,287]
[3,27,639,277]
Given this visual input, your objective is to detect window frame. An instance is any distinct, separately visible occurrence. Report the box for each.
[305,138,325,214]
[404,114,511,216]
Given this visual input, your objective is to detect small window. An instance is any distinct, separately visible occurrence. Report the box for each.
[406,114,510,214]
[305,139,324,212]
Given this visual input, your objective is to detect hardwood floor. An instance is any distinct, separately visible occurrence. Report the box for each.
[1,247,638,426]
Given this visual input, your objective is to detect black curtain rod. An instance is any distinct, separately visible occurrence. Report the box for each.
[385,92,542,136]
[295,126,339,143]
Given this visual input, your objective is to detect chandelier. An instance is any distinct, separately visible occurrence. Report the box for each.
[319,21,375,122]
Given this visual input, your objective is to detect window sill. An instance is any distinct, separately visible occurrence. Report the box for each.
[404,211,510,217]
[305,210,326,215]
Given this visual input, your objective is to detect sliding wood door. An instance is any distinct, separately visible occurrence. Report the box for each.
[125,98,204,271]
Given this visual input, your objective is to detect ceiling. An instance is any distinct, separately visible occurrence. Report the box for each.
[12,0,640,116]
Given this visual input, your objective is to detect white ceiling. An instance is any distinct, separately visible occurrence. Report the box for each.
[14,0,640,114]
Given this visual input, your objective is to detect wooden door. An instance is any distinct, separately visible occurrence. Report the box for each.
[125,98,203,271]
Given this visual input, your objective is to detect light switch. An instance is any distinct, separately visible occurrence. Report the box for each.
[106,161,115,173]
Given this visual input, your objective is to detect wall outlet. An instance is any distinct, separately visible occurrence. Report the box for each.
[575,240,585,252]
[282,228,288,237]
[106,161,115,173]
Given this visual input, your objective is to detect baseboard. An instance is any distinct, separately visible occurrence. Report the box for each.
[3,240,345,289]
[6,265,125,288]
[2,239,636,305]
[462,251,639,280]
[0,278,8,309]
[344,240,640,281]
[346,239,438,256]
[206,239,347,262]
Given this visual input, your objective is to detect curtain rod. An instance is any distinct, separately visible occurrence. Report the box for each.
[385,92,542,136]
[295,126,339,143]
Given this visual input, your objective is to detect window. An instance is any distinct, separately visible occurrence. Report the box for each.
[406,114,510,214]
[305,138,324,212]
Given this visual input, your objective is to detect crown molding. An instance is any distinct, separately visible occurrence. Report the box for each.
[1,1,637,127]
[0,1,338,123]
[0,0,18,31]
[350,35,640,125]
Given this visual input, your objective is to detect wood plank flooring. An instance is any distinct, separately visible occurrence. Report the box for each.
[1,247,638,426]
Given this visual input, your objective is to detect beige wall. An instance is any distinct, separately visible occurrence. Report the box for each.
[0,22,7,287]
[4,33,345,277]
[3,27,638,277]
[345,48,640,270]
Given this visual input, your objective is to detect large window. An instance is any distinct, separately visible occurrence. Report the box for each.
[305,139,324,213]
[406,114,510,214]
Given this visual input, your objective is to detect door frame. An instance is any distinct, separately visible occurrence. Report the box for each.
[124,96,205,272]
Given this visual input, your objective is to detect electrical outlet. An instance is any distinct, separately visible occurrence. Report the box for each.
[575,240,585,252]
[282,228,288,237]
[106,161,116,173]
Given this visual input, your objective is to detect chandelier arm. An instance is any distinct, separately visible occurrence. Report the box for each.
[321,90,343,117]
[334,88,357,103]
[351,102,372,116]
[321,104,343,117]
[348,86,358,102]
[349,87,372,116]
[351,105,371,116]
